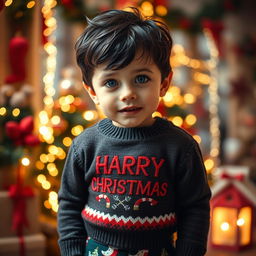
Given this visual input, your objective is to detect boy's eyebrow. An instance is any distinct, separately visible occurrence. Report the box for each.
[133,68,154,74]
[100,68,154,79]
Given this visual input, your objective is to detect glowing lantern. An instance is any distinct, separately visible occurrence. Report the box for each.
[210,166,256,251]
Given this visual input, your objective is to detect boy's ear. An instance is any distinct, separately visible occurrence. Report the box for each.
[160,71,173,97]
[83,82,99,105]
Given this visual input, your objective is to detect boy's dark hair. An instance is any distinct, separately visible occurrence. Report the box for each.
[75,7,173,89]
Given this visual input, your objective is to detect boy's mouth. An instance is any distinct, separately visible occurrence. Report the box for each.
[118,106,142,112]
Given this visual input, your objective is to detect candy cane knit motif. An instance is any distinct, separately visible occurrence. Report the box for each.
[133,198,158,210]
[96,194,111,208]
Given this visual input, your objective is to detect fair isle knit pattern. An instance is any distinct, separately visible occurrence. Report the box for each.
[58,117,211,256]
[82,205,176,230]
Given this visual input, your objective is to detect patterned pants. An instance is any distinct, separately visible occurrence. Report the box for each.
[85,237,174,256]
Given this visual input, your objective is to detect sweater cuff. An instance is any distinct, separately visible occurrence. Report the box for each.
[59,238,85,256]
[175,240,206,256]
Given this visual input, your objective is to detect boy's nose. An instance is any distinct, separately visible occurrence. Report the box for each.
[119,85,136,101]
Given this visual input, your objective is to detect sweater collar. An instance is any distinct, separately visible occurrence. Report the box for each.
[97,117,171,140]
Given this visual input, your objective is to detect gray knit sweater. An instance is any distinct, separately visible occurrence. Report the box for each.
[58,117,211,256]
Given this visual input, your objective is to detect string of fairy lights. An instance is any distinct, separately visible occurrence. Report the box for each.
[162,43,219,173]
[4,0,36,8]
[204,28,221,166]
[37,0,59,213]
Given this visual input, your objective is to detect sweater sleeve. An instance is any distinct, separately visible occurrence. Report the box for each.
[175,141,211,256]
[57,142,88,256]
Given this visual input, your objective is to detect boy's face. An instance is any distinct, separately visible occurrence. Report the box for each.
[85,52,172,128]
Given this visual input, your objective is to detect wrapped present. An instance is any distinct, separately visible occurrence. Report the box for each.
[0,190,41,238]
[0,233,46,256]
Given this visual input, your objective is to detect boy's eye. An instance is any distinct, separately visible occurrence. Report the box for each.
[135,75,150,84]
[104,79,118,88]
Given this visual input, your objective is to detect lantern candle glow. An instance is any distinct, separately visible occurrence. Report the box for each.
[210,166,256,251]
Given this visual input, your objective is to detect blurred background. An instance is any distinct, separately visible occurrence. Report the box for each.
[0,0,256,255]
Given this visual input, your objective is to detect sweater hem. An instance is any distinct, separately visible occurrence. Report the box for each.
[58,238,86,256]
[84,221,173,250]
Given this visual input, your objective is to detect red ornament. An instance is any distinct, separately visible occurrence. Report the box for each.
[23,134,40,146]
[19,116,34,135]
[5,36,29,84]
[5,121,21,140]
[5,116,40,147]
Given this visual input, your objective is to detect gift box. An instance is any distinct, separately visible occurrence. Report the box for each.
[0,190,41,237]
[0,233,46,256]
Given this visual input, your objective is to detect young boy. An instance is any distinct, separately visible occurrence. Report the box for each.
[58,7,211,256]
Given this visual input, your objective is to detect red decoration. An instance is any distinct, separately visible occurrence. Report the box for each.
[8,163,35,256]
[5,116,40,146]
[61,0,74,8]
[19,116,34,134]
[5,36,29,84]
[220,172,245,181]
[202,19,224,57]
[5,121,21,140]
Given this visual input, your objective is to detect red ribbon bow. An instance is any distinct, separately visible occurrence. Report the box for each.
[9,185,35,232]
[5,116,40,146]
[8,163,35,256]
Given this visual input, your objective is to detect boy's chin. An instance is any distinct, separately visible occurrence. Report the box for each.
[112,118,155,128]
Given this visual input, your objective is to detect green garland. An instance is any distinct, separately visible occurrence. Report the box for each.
[57,0,242,33]
[56,0,115,23]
